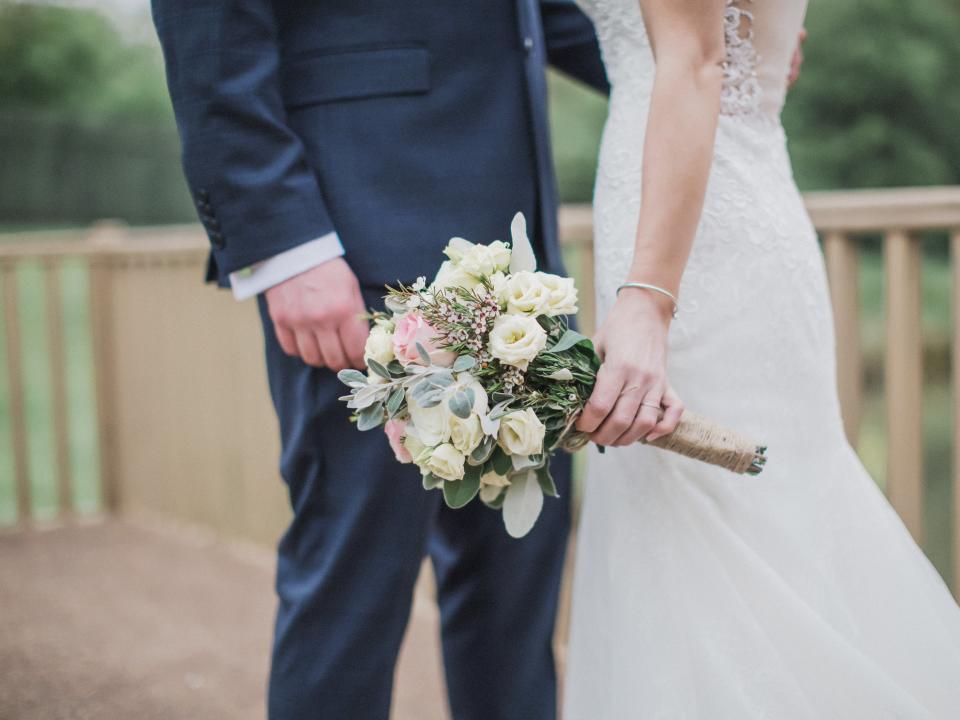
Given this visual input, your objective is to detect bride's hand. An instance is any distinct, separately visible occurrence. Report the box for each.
[575,289,684,446]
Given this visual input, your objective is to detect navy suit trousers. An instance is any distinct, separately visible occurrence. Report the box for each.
[258,291,572,720]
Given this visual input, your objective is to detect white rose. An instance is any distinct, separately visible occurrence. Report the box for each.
[364,324,395,366]
[479,471,511,503]
[433,260,482,291]
[498,408,546,457]
[449,413,484,455]
[502,271,552,317]
[442,237,475,264]
[488,271,509,306]
[537,272,579,316]
[458,241,512,278]
[488,314,548,370]
[455,374,489,416]
[403,433,428,464]
[424,443,466,481]
[407,396,452,447]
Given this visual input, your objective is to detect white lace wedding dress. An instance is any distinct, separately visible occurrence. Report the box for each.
[564,1,960,717]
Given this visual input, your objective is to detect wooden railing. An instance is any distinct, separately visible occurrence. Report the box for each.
[2,188,959,593]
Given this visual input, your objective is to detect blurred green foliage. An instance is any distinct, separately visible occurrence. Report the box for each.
[0,1,171,122]
[551,0,960,200]
[783,0,960,190]
[0,0,958,221]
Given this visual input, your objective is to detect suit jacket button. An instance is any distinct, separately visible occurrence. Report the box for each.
[523,37,534,53]
[210,232,225,250]
[197,188,210,201]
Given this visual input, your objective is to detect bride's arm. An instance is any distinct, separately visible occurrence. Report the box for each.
[576,0,726,447]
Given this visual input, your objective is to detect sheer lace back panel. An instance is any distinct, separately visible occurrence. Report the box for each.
[579,0,809,117]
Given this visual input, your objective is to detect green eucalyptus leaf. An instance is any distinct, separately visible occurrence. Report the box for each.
[491,447,513,476]
[502,471,544,538]
[448,391,473,419]
[535,465,559,498]
[453,355,477,372]
[357,402,385,431]
[416,342,432,365]
[422,473,444,490]
[443,467,481,509]
[544,329,591,355]
[337,369,368,388]
[386,388,405,417]
[470,436,496,465]
[367,358,392,380]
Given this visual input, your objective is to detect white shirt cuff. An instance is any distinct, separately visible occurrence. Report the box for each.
[229,232,344,300]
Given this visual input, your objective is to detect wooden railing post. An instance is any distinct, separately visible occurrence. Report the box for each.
[1,261,31,525]
[884,229,924,543]
[823,231,862,445]
[952,228,960,599]
[87,221,125,513]
[43,257,73,518]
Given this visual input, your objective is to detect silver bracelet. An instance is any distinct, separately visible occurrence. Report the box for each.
[616,282,680,318]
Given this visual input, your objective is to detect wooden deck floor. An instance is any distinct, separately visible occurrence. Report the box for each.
[0,520,448,720]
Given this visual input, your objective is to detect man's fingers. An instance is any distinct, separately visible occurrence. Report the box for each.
[295,331,324,367]
[646,387,684,442]
[274,324,299,358]
[340,313,370,370]
[316,329,348,371]
[576,365,624,434]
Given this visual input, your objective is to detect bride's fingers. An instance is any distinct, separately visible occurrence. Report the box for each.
[576,363,624,433]
[615,390,662,446]
[645,386,685,442]
[592,387,644,447]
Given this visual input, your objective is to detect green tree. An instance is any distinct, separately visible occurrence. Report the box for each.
[783,0,960,190]
[0,1,171,122]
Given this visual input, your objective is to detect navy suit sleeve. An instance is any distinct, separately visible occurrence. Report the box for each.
[540,0,610,95]
[152,1,335,277]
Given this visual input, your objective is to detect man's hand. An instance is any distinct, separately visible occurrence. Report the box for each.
[265,258,369,371]
[788,28,807,89]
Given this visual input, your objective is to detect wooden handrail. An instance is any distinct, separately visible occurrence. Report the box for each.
[804,186,960,232]
[1,188,959,599]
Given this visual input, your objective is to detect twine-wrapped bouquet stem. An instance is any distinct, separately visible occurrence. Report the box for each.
[560,409,767,475]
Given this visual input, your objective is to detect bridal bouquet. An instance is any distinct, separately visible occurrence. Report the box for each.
[338,214,766,537]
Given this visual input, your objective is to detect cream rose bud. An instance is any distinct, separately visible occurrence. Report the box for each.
[498,408,547,457]
[488,271,509,307]
[488,314,548,370]
[458,241,512,278]
[407,397,452,447]
[537,272,579,316]
[503,271,551,316]
[425,443,466,481]
[433,260,481,291]
[403,432,428,464]
[364,325,395,366]
[449,413,484,455]
[480,469,511,488]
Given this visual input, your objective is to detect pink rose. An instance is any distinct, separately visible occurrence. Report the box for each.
[384,419,413,464]
[392,312,456,367]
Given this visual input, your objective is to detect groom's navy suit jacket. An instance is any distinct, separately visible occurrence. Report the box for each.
[153,2,607,719]
[154,0,608,288]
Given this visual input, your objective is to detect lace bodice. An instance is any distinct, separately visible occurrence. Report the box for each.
[577,0,809,117]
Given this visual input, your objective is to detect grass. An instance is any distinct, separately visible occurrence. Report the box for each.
[0,260,100,525]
